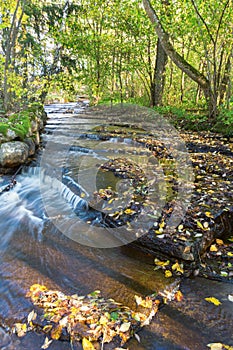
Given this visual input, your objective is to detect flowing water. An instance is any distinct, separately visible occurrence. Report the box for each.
[0,102,232,350]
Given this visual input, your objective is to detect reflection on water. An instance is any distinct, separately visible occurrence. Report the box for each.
[0,103,232,349]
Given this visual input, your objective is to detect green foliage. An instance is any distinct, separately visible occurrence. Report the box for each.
[0,0,232,121]
[0,113,30,139]
[0,104,43,140]
[153,105,233,136]
[213,107,233,136]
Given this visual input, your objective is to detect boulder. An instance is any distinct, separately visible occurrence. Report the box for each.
[0,141,29,167]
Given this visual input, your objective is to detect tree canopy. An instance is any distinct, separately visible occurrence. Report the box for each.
[0,0,232,121]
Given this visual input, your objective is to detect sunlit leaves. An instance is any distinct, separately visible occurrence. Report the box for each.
[21,284,161,348]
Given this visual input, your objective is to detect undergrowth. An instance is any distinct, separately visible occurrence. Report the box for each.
[0,103,43,140]
[153,106,233,137]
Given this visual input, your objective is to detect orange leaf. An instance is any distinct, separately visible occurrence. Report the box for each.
[51,325,62,340]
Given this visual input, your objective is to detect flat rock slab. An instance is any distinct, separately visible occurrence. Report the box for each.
[77,115,233,281]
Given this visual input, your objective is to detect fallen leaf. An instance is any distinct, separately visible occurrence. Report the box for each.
[119,322,131,333]
[154,259,170,267]
[41,337,53,349]
[51,325,62,340]
[207,343,233,350]
[174,290,183,302]
[82,337,96,350]
[216,239,224,245]
[172,262,184,274]
[14,323,27,337]
[165,270,172,278]
[27,310,37,323]
[210,244,218,252]
[205,297,222,306]
[124,208,135,215]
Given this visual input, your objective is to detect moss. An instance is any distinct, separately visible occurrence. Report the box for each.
[0,124,10,136]
[0,104,43,141]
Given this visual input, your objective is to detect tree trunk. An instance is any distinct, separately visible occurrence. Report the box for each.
[219,50,232,105]
[142,0,215,117]
[152,39,168,106]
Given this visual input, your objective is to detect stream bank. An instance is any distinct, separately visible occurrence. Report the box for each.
[0,104,47,173]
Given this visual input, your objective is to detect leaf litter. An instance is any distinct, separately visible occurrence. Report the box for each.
[88,126,233,281]
[12,280,182,349]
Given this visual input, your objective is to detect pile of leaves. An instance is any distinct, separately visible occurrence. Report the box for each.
[13,283,183,349]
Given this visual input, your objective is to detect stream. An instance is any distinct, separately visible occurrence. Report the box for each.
[0,102,232,350]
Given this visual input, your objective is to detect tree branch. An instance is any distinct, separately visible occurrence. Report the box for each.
[142,0,210,90]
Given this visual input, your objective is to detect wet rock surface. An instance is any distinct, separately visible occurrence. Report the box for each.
[1,102,232,350]
[70,111,233,282]
[0,107,46,172]
[0,141,29,167]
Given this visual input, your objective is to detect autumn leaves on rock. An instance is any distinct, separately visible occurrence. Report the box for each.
[90,125,233,281]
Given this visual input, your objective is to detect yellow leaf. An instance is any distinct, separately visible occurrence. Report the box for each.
[165,270,172,278]
[29,284,47,293]
[43,325,53,333]
[124,208,135,215]
[154,259,170,267]
[196,220,206,230]
[210,244,218,252]
[82,338,96,350]
[51,325,62,340]
[205,297,222,306]
[135,295,153,308]
[159,221,165,229]
[99,315,109,325]
[205,211,213,218]
[172,262,184,274]
[227,252,233,257]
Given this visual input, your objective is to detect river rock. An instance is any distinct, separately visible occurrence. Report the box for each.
[0,141,29,167]
[6,129,17,140]
[24,138,36,156]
